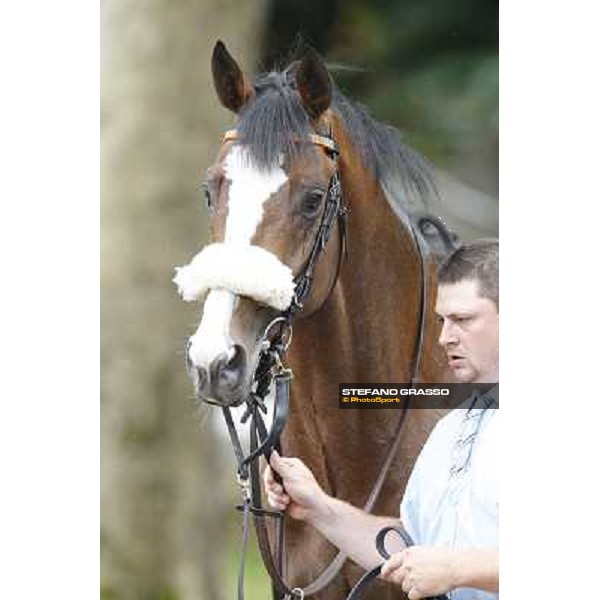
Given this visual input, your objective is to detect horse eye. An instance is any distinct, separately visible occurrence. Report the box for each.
[302,190,324,216]
[421,221,437,236]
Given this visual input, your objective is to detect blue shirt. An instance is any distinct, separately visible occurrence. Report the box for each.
[400,394,499,600]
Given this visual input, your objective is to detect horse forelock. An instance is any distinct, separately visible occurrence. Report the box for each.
[236,70,319,171]
[233,62,437,210]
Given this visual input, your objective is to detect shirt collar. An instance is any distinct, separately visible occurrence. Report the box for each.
[468,383,499,411]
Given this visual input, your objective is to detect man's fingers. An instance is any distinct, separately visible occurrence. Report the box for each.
[380,552,405,577]
[407,587,423,600]
[265,480,284,494]
[401,576,413,594]
[263,465,274,486]
[268,492,289,504]
[264,469,284,497]
[271,450,295,479]
[271,451,308,473]
[397,564,410,585]
[270,449,298,476]
[263,465,283,492]
[267,491,289,510]
[270,449,285,473]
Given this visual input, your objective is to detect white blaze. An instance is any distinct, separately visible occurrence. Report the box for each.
[223,146,288,243]
[188,289,236,368]
[188,147,288,369]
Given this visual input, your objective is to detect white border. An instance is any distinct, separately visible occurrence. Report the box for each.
[4,0,599,597]
[501,1,599,596]
[1,2,98,596]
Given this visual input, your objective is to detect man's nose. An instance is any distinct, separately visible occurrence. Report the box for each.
[438,319,457,346]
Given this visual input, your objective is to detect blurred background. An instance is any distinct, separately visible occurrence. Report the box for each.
[101,0,498,598]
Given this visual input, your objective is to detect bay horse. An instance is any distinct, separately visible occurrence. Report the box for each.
[175,41,450,600]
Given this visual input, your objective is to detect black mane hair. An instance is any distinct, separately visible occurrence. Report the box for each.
[235,61,437,204]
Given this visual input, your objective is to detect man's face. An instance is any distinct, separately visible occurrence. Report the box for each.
[436,279,499,383]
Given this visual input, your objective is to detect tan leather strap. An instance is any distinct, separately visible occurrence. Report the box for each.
[222,129,339,155]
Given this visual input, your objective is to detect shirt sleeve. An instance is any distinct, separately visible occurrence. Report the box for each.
[399,411,458,545]
[400,455,421,543]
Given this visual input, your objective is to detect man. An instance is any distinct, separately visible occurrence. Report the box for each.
[264,240,499,599]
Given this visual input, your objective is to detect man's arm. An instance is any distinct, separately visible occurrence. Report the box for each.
[311,495,405,570]
[451,547,499,592]
[265,451,406,570]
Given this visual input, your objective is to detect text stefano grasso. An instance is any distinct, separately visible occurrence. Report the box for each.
[341,387,450,396]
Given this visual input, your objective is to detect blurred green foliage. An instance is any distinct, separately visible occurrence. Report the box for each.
[101,531,270,600]
[260,0,498,165]
[101,584,179,600]
[224,529,271,599]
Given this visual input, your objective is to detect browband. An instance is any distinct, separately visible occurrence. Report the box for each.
[222,129,339,156]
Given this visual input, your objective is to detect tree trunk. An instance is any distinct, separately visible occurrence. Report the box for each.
[101,2,267,598]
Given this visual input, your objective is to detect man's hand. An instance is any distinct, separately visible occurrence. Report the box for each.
[380,545,499,598]
[380,546,457,600]
[263,450,330,523]
[264,451,406,571]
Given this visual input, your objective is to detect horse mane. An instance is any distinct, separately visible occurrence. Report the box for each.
[236,61,437,210]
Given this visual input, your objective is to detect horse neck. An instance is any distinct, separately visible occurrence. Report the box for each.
[279,126,448,559]
[283,142,433,504]
[289,138,424,386]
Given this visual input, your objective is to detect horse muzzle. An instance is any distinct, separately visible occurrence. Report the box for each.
[186,340,249,407]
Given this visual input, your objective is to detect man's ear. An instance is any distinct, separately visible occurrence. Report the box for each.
[211,40,254,113]
[294,48,332,120]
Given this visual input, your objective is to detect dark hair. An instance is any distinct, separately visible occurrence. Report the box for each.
[236,65,437,201]
[438,239,499,309]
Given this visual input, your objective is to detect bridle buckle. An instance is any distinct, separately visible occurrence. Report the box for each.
[236,473,251,500]
[262,316,294,354]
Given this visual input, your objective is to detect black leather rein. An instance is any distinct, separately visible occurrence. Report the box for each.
[218,127,350,600]
[210,127,442,600]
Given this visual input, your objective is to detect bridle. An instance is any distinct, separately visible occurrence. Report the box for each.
[221,128,349,319]
[203,127,437,600]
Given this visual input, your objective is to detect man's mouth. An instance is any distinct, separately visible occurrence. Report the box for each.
[448,353,466,365]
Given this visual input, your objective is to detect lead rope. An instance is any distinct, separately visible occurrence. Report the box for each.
[288,218,431,598]
[301,400,411,596]
[345,527,449,600]
[343,217,451,600]
[223,349,305,600]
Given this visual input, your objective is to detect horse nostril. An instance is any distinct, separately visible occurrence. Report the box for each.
[212,344,247,392]
[225,344,245,372]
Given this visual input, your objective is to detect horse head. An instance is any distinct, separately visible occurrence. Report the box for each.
[175,41,345,406]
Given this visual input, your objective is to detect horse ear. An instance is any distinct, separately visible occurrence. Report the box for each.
[211,40,254,113]
[295,48,332,120]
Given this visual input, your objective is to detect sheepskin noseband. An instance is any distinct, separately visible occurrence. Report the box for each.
[173,243,295,311]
